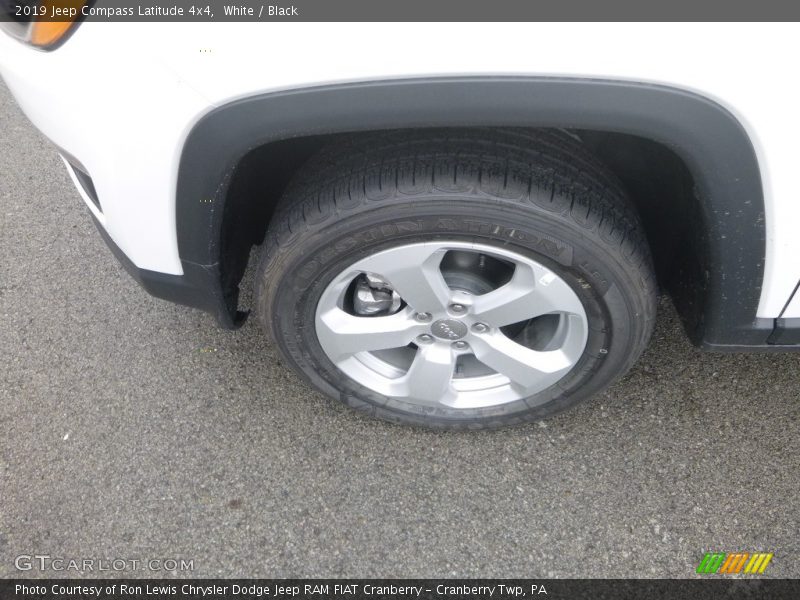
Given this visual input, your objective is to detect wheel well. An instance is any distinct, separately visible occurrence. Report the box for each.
[177,77,764,345]
[218,134,326,312]
[220,128,701,338]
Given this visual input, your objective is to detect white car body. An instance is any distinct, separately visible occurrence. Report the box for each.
[2,22,799,332]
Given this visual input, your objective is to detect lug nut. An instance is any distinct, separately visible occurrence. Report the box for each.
[417,334,434,344]
[472,323,489,333]
[415,312,432,322]
[450,303,466,314]
[452,341,469,350]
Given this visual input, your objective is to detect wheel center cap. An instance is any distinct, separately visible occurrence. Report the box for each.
[430,319,468,340]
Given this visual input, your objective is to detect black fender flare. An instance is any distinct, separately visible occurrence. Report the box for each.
[171,76,766,347]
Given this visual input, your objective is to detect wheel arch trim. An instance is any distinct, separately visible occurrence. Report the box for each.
[175,76,767,346]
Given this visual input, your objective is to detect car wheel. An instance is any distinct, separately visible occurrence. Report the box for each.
[255,129,657,429]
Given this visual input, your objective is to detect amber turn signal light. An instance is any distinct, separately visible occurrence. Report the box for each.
[30,1,89,49]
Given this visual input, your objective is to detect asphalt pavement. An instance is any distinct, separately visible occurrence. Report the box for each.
[1,80,798,579]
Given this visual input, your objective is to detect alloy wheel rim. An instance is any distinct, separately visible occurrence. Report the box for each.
[314,241,588,410]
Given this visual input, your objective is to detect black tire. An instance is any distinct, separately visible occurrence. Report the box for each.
[255,129,657,429]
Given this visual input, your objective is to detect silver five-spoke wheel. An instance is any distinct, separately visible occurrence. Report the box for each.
[315,242,588,410]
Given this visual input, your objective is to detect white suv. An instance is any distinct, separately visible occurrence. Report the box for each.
[2,16,798,428]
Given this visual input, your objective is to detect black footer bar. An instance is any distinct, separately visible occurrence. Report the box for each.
[2,579,800,600]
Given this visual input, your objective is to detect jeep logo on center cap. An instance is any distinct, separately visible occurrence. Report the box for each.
[430,319,468,340]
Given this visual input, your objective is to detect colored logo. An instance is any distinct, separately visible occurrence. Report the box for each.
[696,552,774,575]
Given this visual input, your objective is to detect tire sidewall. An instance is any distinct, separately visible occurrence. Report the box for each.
[259,199,648,428]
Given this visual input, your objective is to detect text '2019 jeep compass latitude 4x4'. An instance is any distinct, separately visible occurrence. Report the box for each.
[2,12,799,429]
